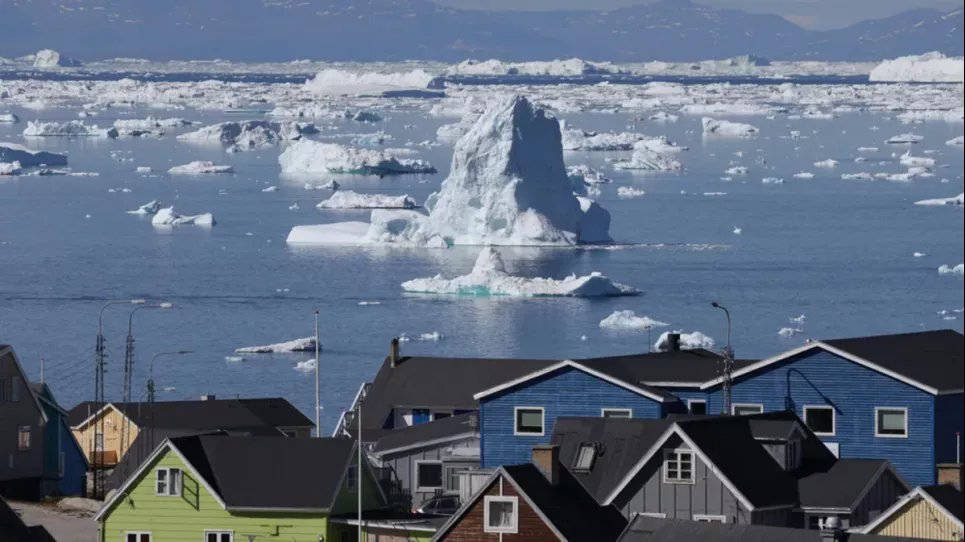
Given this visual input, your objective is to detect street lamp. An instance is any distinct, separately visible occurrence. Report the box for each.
[119,302,174,453]
[711,301,735,415]
[147,350,192,403]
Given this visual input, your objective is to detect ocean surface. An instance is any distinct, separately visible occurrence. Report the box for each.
[1,97,962,432]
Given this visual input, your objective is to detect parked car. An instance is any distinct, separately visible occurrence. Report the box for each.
[415,494,461,516]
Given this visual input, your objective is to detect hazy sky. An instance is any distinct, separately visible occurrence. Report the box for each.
[433,0,963,30]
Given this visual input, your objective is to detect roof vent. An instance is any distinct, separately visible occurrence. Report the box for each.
[819,516,847,542]
[667,333,681,352]
[389,337,401,368]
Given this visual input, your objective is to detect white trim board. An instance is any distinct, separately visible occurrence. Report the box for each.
[857,486,965,534]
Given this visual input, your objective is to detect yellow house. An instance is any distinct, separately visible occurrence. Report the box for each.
[858,485,964,540]
[70,403,138,466]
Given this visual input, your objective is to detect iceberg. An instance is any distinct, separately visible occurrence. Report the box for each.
[235,337,318,354]
[317,191,418,210]
[778,327,804,338]
[179,120,313,152]
[304,69,440,97]
[566,165,612,185]
[914,194,963,206]
[279,141,435,175]
[448,58,615,77]
[402,248,638,297]
[561,127,642,151]
[869,53,964,83]
[23,120,117,138]
[617,186,646,199]
[813,159,838,168]
[886,133,923,144]
[613,139,682,171]
[0,113,19,123]
[947,136,964,147]
[127,200,162,215]
[599,310,668,330]
[167,161,234,175]
[32,49,82,68]
[0,142,68,167]
[654,330,715,351]
[702,118,758,137]
[938,264,964,276]
[151,207,215,226]
[0,161,22,175]
[287,222,373,245]
[899,151,935,168]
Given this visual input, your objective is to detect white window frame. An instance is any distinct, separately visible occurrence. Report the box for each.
[693,514,727,523]
[125,532,153,542]
[732,403,764,416]
[513,406,545,436]
[203,531,233,542]
[572,443,597,472]
[155,467,182,497]
[414,460,444,492]
[803,405,836,436]
[601,408,633,419]
[874,407,908,438]
[639,512,667,519]
[483,495,519,534]
[663,449,695,484]
[687,400,707,414]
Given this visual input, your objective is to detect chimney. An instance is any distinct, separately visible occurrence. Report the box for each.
[937,463,963,491]
[200,394,215,401]
[667,333,681,352]
[532,444,560,486]
[389,337,400,368]
[819,517,848,542]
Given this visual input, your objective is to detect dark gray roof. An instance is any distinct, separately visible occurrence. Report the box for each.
[106,428,229,492]
[502,464,628,541]
[68,398,313,430]
[170,435,358,510]
[921,484,964,522]
[619,515,933,542]
[797,459,894,510]
[371,412,479,455]
[579,350,756,386]
[823,330,963,393]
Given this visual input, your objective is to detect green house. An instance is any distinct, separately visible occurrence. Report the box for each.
[95,434,386,542]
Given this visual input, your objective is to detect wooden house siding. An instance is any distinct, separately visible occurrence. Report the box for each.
[850,469,908,527]
[868,496,965,540]
[377,436,479,507]
[72,406,139,466]
[0,349,46,498]
[481,367,664,468]
[437,476,560,541]
[614,436,755,524]
[706,350,937,486]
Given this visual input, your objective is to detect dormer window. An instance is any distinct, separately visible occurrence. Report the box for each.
[663,449,695,484]
[572,443,597,472]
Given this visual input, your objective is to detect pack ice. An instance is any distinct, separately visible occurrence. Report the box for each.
[287,96,613,247]
[279,141,435,175]
[23,120,118,138]
[401,247,638,297]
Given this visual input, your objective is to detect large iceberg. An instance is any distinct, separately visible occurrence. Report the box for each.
[179,120,314,152]
[168,161,234,175]
[0,161,22,175]
[317,191,418,210]
[304,69,440,97]
[235,337,318,353]
[402,247,638,297]
[869,53,964,83]
[914,193,963,206]
[279,141,435,175]
[0,142,68,167]
[23,120,117,138]
[286,96,613,246]
[32,49,82,68]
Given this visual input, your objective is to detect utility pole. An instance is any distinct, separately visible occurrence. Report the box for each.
[358,392,363,542]
[314,309,321,437]
[711,302,735,415]
[120,302,172,456]
[39,354,45,383]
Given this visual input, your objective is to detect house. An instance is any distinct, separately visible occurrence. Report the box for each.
[1,496,57,542]
[431,445,628,541]
[1,344,88,500]
[366,412,481,511]
[700,330,964,487]
[618,515,933,542]
[550,411,910,530]
[68,397,314,470]
[857,485,964,540]
[95,434,386,542]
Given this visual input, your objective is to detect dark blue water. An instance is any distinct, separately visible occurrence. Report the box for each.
[1,103,962,433]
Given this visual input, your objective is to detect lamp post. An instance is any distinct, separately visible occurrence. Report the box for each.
[711,301,735,415]
[147,350,192,403]
[119,302,173,454]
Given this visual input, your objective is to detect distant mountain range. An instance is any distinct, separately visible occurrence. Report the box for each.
[0,0,961,63]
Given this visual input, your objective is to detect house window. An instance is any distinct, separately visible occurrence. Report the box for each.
[483,496,518,534]
[785,439,800,470]
[433,411,452,420]
[602,408,632,419]
[155,468,182,496]
[732,404,763,416]
[415,461,443,491]
[514,407,544,436]
[126,533,152,542]
[346,464,358,492]
[412,409,431,425]
[663,449,694,484]
[17,426,31,451]
[803,406,835,436]
[693,515,727,523]
[11,376,22,402]
[688,400,707,415]
[875,408,907,438]
[572,443,597,472]
[205,531,233,542]
[93,432,105,451]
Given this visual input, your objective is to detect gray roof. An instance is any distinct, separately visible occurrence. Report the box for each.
[371,412,479,455]
[68,398,313,430]
[822,329,963,393]
[578,350,755,386]
[106,428,229,492]
[619,515,934,542]
[171,435,359,510]
[797,459,895,509]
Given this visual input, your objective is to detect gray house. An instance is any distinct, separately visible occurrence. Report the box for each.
[551,411,909,530]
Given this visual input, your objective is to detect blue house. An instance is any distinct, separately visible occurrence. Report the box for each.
[699,330,963,487]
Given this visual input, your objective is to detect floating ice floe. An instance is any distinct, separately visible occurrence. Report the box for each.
[179,120,314,152]
[287,96,613,247]
[402,247,638,297]
[0,142,68,167]
[778,327,804,338]
[447,58,615,77]
[23,120,117,138]
[793,172,814,179]
[702,117,758,137]
[0,161,22,175]
[235,336,318,353]
[762,177,784,184]
[654,331,715,351]
[567,165,612,185]
[0,113,19,123]
[649,111,679,122]
[561,126,642,151]
[914,252,927,258]
[617,187,646,199]
[346,110,383,123]
[168,161,234,175]
[899,151,935,168]
[599,310,668,330]
[813,159,838,168]
[151,207,215,226]
[317,191,417,210]
[789,314,807,324]
[304,68,440,97]
[294,359,316,371]
[938,264,964,276]
[947,136,964,147]
[724,166,748,176]
[613,139,682,171]
[127,200,161,215]
[279,141,435,175]
[841,173,874,181]
[886,133,923,144]
[869,52,965,83]
[915,193,964,206]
